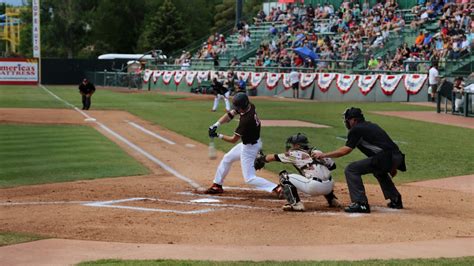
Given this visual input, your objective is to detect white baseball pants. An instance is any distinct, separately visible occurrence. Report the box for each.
[212,91,231,111]
[213,139,277,192]
[288,173,334,196]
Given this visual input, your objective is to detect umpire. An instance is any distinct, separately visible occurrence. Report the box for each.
[79,78,96,110]
[314,107,406,213]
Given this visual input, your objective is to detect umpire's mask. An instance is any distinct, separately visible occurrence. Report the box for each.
[343,107,365,129]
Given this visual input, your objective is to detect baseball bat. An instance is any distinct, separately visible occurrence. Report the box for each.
[208,137,217,160]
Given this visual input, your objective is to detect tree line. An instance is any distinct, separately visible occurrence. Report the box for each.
[12,0,264,59]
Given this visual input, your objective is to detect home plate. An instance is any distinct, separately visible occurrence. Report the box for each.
[190,198,221,203]
[84,118,96,122]
[185,144,196,148]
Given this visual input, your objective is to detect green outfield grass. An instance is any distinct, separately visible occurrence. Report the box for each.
[0,232,45,247]
[1,86,473,184]
[0,123,148,188]
[79,257,474,266]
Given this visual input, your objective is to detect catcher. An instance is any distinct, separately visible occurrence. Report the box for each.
[254,133,340,212]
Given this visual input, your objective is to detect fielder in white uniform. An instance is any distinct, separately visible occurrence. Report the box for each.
[206,92,281,195]
[211,77,231,112]
[254,133,340,211]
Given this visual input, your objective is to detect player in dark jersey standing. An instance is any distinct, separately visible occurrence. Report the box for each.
[206,92,281,195]
[211,77,230,112]
[314,107,406,213]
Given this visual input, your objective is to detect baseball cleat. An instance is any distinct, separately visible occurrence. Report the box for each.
[282,201,305,212]
[387,195,403,209]
[204,183,223,194]
[344,202,371,213]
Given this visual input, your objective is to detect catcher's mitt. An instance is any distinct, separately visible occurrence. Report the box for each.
[254,151,266,170]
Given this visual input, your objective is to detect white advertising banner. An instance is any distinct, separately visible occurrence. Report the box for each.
[32,0,41,58]
[0,59,39,85]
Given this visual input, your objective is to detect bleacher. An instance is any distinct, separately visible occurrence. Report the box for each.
[154,1,472,77]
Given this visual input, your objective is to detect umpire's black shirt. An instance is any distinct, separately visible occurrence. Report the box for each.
[235,103,260,144]
[345,121,399,157]
[79,82,96,94]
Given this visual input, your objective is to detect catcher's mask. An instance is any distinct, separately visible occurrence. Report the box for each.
[232,92,250,112]
[286,133,309,151]
[343,107,365,129]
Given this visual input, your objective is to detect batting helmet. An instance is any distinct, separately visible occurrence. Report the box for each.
[286,133,310,150]
[232,92,250,111]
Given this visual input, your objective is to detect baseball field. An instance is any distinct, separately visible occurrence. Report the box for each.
[0,85,473,265]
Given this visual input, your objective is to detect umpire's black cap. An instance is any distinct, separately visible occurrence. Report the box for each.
[343,107,364,120]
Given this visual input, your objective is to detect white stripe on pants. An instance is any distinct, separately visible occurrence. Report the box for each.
[212,91,230,111]
[213,139,277,192]
[288,173,334,196]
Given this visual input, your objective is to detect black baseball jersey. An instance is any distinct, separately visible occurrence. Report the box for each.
[345,121,399,157]
[234,103,260,144]
[212,81,228,95]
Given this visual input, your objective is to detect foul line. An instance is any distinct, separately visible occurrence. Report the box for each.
[39,85,201,190]
[125,120,176,145]
[0,201,92,206]
[96,122,200,189]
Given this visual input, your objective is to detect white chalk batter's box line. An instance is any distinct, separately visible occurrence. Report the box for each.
[82,197,268,215]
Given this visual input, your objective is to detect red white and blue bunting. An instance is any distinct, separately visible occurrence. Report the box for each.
[152,71,429,96]
[336,74,357,94]
[185,71,197,86]
[197,71,209,83]
[358,75,379,95]
[162,71,175,85]
[152,70,162,84]
[250,72,266,88]
[317,73,336,92]
[380,74,403,95]
[143,69,153,83]
[237,71,251,82]
[404,74,427,95]
[300,73,317,90]
[282,73,293,89]
[265,73,281,90]
[174,71,185,85]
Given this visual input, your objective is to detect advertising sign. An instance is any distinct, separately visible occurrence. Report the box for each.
[0,58,39,85]
[32,0,41,58]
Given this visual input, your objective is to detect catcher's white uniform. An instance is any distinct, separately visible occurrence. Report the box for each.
[276,148,335,196]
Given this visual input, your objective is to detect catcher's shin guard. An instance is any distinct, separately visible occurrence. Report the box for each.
[282,183,300,205]
[279,170,290,184]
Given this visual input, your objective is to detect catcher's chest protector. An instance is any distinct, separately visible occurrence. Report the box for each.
[281,149,332,181]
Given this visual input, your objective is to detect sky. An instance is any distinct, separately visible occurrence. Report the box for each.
[1,0,26,7]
